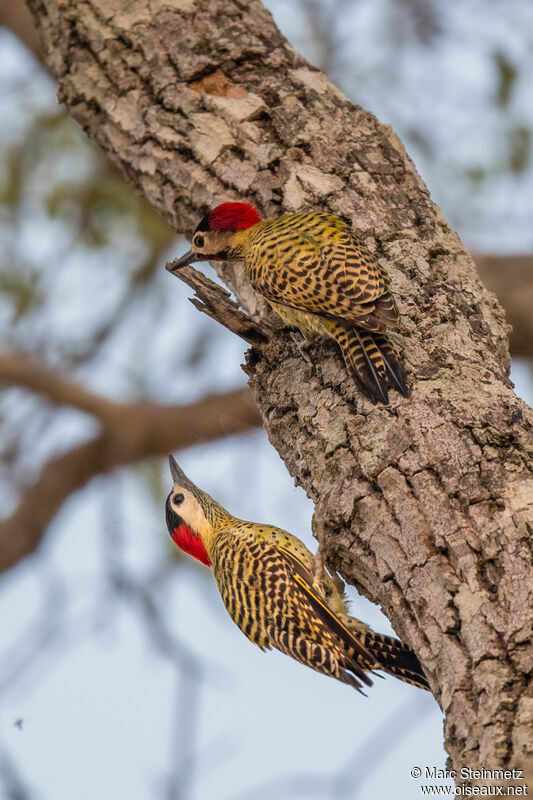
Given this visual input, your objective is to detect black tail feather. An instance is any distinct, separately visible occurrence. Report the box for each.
[372,332,409,397]
[361,631,429,691]
[352,328,389,404]
[326,319,408,404]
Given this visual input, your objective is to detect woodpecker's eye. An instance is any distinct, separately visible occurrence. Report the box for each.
[174,493,184,506]
[193,234,205,248]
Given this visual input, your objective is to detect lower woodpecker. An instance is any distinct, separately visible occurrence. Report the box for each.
[165,455,428,694]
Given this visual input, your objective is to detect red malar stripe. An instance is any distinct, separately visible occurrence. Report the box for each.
[171,523,212,567]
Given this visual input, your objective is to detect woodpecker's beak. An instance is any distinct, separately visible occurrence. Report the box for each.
[169,454,187,485]
[166,249,201,273]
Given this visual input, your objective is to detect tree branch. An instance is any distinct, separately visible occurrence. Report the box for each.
[472,253,533,357]
[25,0,533,778]
[0,0,41,61]
[0,351,126,423]
[164,262,274,346]
[0,354,261,573]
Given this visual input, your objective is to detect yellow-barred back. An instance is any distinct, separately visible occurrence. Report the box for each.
[165,456,429,693]
[170,202,408,404]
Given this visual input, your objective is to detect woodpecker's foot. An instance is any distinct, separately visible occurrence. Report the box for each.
[290,332,315,368]
[312,551,325,584]
[331,571,345,597]
[312,487,336,583]
[312,511,328,583]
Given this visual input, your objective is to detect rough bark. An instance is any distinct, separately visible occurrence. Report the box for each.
[26,0,533,779]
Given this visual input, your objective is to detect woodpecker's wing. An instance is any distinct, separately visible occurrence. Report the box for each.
[273,539,379,680]
[212,523,427,691]
[247,215,398,330]
[212,524,377,691]
[275,537,429,691]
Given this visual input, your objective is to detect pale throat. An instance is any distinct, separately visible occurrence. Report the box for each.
[178,494,213,549]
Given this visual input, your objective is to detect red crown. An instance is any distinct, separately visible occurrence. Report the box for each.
[207,202,262,231]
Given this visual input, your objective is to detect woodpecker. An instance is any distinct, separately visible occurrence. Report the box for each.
[169,202,407,404]
[165,455,428,693]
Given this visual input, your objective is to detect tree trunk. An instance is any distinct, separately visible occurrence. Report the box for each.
[27,0,533,778]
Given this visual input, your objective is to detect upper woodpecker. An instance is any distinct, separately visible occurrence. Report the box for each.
[165,455,428,693]
[169,202,407,404]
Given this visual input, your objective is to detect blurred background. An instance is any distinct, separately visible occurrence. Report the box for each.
[0,0,532,798]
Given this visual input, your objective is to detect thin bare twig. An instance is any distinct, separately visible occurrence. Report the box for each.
[165,261,271,346]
